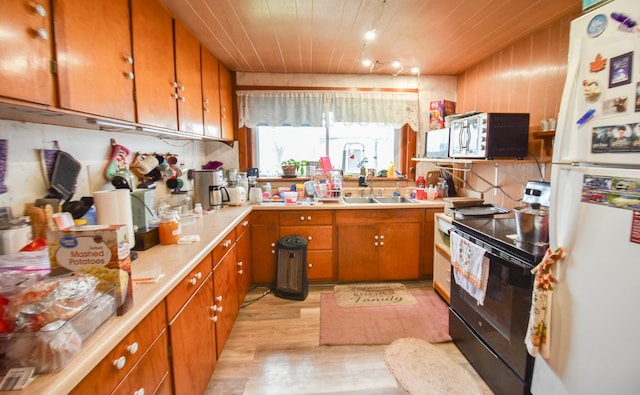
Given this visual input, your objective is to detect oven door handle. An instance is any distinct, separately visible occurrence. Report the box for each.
[451,228,533,272]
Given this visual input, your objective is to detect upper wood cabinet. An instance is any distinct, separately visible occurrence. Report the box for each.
[0,0,55,105]
[130,0,177,130]
[53,0,135,121]
[219,63,234,141]
[174,19,204,135]
[201,48,222,139]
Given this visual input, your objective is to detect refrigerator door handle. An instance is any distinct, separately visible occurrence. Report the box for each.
[550,165,583,256]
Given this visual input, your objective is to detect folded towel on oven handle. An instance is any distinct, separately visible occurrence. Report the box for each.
[450,230,490,305]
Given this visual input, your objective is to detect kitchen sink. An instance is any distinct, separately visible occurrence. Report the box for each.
[342,196,417,204]
[342,197,378,204]
[374,196,416,204]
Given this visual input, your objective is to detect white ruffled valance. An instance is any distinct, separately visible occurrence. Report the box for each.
[237,90,418,130]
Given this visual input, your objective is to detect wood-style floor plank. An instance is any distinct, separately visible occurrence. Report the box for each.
[205,281,493,395]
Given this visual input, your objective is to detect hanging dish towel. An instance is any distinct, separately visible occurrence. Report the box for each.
[525,247,565,358]
[450,231,490,305]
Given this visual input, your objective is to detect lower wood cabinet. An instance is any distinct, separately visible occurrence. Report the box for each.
[250,211,279,284]
[336,209,423,282]
[70,301,169,395]
[236,216,252,304]
[168,271,217,395]
[213,231,239,358]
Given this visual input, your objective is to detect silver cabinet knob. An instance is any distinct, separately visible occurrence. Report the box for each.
[32,4,46,17]
[113,356,126,370]
[34,28,48,40]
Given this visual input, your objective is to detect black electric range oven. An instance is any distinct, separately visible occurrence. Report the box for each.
[450,218,547,395]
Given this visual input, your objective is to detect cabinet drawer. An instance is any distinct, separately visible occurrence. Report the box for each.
[306,250,333,280]
[235,215,250,239]
[166,254,212,320]
[213,229,236,263]
[335,209,424,224]
[252,210,278,224]
[70,301,167,395]
[279,225,333,250]
[280,210,332,225]
[112,331,170,395]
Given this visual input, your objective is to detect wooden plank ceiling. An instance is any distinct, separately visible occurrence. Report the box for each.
[160,0,581,76]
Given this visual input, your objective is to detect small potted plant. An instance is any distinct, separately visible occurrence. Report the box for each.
[281,159,299,177]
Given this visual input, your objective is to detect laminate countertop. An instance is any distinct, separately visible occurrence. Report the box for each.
[7,198,445,394]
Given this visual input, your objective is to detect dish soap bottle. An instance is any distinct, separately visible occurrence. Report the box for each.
[387,161,395,178]
[427,184,435,200]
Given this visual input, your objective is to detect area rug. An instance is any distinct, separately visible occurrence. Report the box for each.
[333,282,417,307]
[320,289,451,345]
[384,338,482,395]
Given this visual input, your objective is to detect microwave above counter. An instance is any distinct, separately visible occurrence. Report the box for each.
[447,112,530,159]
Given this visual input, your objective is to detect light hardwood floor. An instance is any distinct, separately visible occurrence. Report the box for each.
[205,281,493,395]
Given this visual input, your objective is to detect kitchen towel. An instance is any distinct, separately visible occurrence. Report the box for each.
[93,189,135,249]
[450,231,489,305]
[525,247,565,358]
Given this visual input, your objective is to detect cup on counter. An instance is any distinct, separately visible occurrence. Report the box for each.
[548,118,557,130]
[416,188,426,200]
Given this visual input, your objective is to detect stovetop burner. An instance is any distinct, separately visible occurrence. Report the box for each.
[453,217,547,267]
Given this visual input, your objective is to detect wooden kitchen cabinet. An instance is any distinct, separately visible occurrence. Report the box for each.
[201,48,222,138]
[70,301,169,395]
[213,230,239,358]
[336,209,423,282]
[433,212,453,303]
[53,0,135,121]
[167,254,217,395]
[280,210,335,282]
[0,0,55,105]
[130,0,178,130]
[219,62,234,141]
[251,211,279,284]
[174,19,204,135]
[235,215,252,304]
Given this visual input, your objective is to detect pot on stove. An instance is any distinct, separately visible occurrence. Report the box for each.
[514,203,549,245]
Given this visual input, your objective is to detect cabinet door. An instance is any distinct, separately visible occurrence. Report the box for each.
[213,247,239,358]
[0,0,54,105]
[337,224,378,282]
[201,48,222,138]
[219,62,234,141]
[307,250,333,281]
[174,19,203,135]
[53,0,134,120]
[251,211,279,284]
[378,222,421,280]
[130,0,177,130]
[169,273,217,395]
[236,221,252,304]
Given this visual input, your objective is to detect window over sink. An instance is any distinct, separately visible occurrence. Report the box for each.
[254,122,399,177]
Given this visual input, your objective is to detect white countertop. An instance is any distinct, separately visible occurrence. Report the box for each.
[8,198,444,394]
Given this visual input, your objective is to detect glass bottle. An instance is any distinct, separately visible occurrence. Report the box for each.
[238,172,249,200]
[159,210,181,245]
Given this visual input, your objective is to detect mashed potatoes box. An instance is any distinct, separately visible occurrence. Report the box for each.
[47,224,133,315]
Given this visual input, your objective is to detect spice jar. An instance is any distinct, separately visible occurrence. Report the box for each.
[159,210,181,245]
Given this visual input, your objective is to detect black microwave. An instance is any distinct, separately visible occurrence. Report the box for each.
[448,112,530,159]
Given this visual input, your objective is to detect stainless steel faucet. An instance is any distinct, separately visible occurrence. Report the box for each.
[365,171,374,197]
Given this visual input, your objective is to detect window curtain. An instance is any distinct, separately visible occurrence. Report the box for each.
[237,90,419,130]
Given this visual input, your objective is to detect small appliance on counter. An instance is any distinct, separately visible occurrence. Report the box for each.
[191,169,225,210]
[0,215,32,255]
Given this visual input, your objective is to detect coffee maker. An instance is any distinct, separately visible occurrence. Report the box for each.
[192,170,227,210]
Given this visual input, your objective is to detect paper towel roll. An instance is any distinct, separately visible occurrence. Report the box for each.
[93,189,135,249]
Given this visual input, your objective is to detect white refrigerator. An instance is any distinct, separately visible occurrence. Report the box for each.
[532,0,640,394]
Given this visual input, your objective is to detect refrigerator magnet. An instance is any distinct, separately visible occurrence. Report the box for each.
[609,52,633,88]
[583,79,602,102]
[589,53,607,72]
[587,14,607,37]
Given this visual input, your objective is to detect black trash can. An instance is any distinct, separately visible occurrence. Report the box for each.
[272,235,308,300]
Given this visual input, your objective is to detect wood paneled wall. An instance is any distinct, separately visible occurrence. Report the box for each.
[452,10,581,208]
